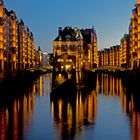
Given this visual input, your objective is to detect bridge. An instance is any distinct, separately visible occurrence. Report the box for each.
[27,65,53,73]
[90,66,131,73]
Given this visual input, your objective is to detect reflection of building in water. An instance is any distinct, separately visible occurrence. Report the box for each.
[35,74,52,97]
[121,92,140,140]
[36,74,52,97]
[97,74,123,96]
[51,90,97,139]
[39,76,43,96]
[36,76,43,96]
[0,87,35,140]
[97,73,140,140]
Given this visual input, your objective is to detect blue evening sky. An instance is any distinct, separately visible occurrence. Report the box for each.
[5,0,135,53]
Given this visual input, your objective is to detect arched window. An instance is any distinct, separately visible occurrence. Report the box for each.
[69,45,76,51]
[78,45,82,52]
[65,35,71,41]
[55,45,60,50]
[61,45,68,51]
[59,36,62,41]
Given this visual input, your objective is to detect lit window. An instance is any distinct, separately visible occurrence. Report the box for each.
[59,36,62,41]
[57,59,61,62]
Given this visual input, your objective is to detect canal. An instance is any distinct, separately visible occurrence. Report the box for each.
[0,73,139,140]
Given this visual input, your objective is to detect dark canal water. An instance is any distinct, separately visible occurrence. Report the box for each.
[0,73,139,140]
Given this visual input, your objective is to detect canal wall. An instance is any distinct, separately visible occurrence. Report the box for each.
[0,69,52,109]
[95,69,140,90]
[95,69,140,101]
[79,70,97,91]
[51,78,77,100]
[52,68,140,96]
[51,69,97,99]
[121,70,140,94]
[0,69,48,96]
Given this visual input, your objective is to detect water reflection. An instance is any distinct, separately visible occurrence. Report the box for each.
[0,93,35,140]
[96,74,140,140]
[51,89,97,140]
[0,75,48,140]
[0,73,139,140]
[51,73,140,140]
[121,90,140,140]
[97,74,123,96]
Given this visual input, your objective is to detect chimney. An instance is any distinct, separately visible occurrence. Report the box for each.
[58,27,62,35]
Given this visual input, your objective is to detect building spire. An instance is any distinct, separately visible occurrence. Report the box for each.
[38,46,41,52]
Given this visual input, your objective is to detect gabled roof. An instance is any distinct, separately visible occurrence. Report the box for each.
[54,26,79,41]
[81,28,96,44]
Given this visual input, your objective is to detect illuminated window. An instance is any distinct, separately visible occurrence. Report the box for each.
[0,35,3,41]
[57,59,61,62]
[0,26,3,33]
[0,42,3,48]
[59,36,62,41]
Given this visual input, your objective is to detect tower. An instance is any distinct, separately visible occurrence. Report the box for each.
[38,46,42,67]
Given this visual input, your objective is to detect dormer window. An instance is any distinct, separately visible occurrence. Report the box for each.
[59,36,62,41]
[65,35,71,41]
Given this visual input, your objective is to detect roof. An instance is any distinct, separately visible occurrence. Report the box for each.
[54,26,79,41]
[38,46,41,52]
[81,29,92,44]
